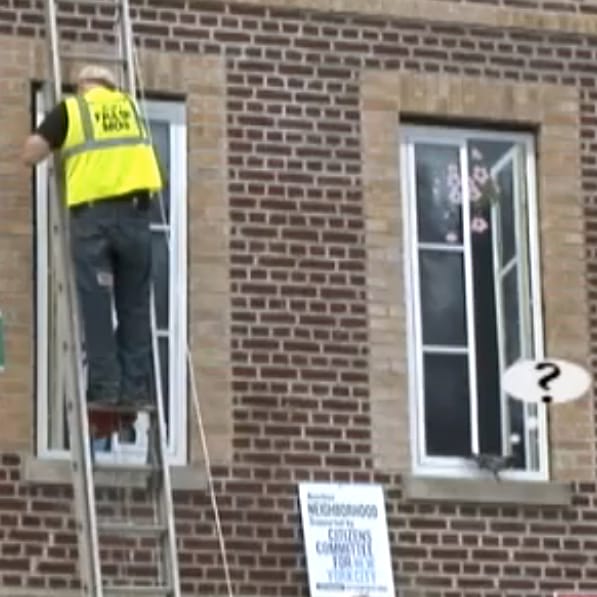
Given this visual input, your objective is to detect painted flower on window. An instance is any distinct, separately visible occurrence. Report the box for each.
[434,146,500,243]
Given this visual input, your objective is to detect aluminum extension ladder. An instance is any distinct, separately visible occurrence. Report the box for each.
[42,1,181,596]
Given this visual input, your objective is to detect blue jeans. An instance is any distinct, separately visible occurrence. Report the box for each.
[70,194,152,403]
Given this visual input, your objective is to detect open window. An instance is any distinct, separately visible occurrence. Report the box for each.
[401,125,547,479]
[34,91,188,465]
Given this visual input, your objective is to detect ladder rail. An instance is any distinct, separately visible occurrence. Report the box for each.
[149,289,182,597]
[55,179,105,597]
[121,9,180,594]
[120,0,136,96]
[43,1,104,594]
[44,0,62,99]
[43,0,64,439]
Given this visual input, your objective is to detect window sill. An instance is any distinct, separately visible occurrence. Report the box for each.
[403,474,572,506]
[22,455,208,490]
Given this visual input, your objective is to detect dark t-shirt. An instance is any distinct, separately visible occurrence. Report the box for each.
[36,101,68,150]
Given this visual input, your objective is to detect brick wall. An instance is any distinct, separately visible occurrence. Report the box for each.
[0,0,596,596]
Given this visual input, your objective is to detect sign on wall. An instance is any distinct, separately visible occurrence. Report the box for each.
[298,482,395,597]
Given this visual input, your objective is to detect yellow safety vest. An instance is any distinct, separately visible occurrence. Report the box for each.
[61,86,163,207]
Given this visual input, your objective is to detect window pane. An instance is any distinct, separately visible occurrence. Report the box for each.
[155,337,170,431]
[471,210,502,455]
[508,397,526,468]
[52,389,69,451]
[419,250,466,346]
[151,232,170,331]
[147,120,171,224]
[503,266,520,366]
[424,353,471,457]
[502,266,527,468]
[47,298,68,451]
[414,143,463,245]
[467,139,514,171]
[496,166,516,266]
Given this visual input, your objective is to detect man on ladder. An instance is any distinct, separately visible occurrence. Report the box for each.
[22,64,163,440]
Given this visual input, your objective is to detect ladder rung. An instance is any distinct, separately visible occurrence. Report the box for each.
[60,51,125,64]
[93,462,155,474]
[88,403,156,414]
[103,585,172,597]
[68,0,121,5]
[98,521,167,536]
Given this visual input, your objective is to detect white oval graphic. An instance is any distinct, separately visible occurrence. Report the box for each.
[502,358,592,404]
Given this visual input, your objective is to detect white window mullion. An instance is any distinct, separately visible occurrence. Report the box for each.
[518,145,544,473]
[403,139,429,467]
[500,257,517,277]
[149,223,169,233]
[418,242,464,253]
[401,137,419,471]
[35,158,51,457]
[509,148,530,470]
[169,120,187,465]
[459,143,480,456]
[422,345,467,355]
[490,196,509,456]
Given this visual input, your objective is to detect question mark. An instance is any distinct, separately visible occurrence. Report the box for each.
[535,361,561,403]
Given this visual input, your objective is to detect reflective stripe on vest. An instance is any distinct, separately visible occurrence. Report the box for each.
[61,94,152,160]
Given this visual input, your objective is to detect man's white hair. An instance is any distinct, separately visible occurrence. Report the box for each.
[77,64,118,89]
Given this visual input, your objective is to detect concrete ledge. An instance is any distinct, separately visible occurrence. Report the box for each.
[22,455,208,491]
[404,475,572,506]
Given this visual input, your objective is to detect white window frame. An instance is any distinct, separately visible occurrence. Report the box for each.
[401,125,548,481]
[34,92,188,465]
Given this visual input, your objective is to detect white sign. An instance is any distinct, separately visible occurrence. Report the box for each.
[298,482,395,597]
[502,358,591,404]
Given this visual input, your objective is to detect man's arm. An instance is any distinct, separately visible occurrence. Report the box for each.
[21,134,51,166]
[22,102,68,166]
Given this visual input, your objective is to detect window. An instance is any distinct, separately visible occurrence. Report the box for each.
[35,93,188,465]
[401,126,547,479]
